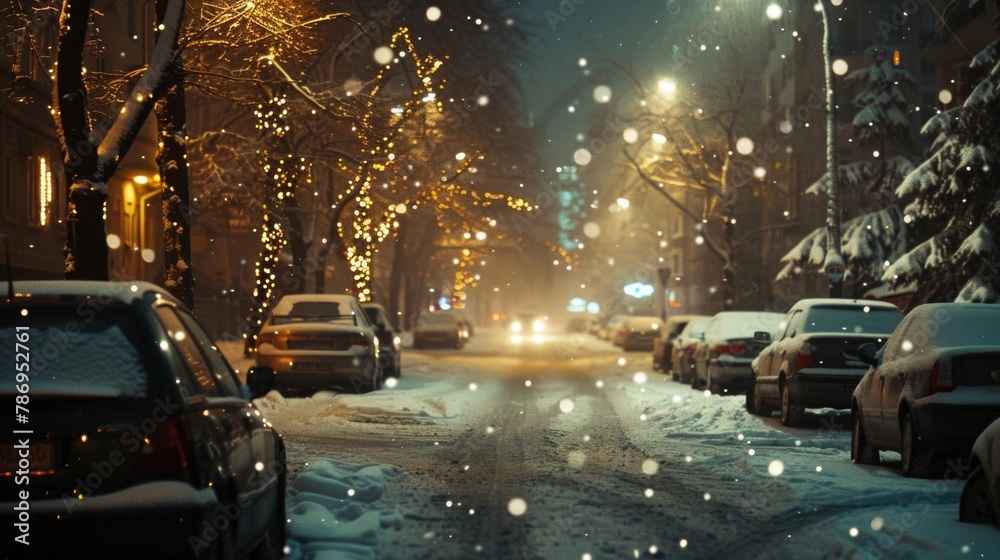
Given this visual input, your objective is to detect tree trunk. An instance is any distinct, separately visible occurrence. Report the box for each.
[722,215,736,310]
[65,183,109,280]
[54,0,186,280]
[154,6,194,308]
[388,226,407,325]
[55,0,101,279]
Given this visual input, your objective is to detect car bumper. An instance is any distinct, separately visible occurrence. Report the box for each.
[415,333,461,347]
[623,335,657,350]
[256,352,376,392]
[792,367,867,409]
[0,481,219,558]
[910,397,1000,453]
[712,356,754,385]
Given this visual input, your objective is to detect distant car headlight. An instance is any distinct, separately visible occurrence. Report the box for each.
[511,321,523,333]
[512,333,523,344]
[532,333,543,344]
[532,320,544,333]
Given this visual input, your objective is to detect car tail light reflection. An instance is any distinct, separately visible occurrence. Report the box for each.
[930,360,954,393]
[137,416,193,476]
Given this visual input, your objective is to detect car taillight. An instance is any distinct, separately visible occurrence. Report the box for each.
[716,343,745,355]
[797,342,812,369]
[256,330,284,349]
[137,416,193,477]
[930,360,954,393]
[351,336,370,348]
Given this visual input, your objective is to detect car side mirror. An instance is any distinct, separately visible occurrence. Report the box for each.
[858,343,879,366]
[752,330,771,350]
[246,366,275,399]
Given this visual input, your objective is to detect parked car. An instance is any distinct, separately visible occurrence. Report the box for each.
[600,314,628,341]
[439,308,475,337]
[0,280,285,559]
[414,312,468,349]
[567,316,593,334]
[961,417,1000,526]
[851,303,1000,478]
[255,293,383,394]
[614,315,663,351]
[361,302,402,378]
[692,311,784,394]
[653,315,708,374]
[748,299,902,426]
[672,317,712,384]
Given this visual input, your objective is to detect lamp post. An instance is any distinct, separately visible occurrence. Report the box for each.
[819,0,845,297]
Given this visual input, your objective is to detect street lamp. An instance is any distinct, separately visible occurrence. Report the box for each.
[818,0,845,296]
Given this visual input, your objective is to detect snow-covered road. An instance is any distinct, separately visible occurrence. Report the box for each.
[221,329,1000,559]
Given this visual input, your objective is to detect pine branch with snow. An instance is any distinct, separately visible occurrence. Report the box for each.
[883,35,1000,304]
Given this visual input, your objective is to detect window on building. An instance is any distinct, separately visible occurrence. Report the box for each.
[27,155,53,226]
[670,250,683,277]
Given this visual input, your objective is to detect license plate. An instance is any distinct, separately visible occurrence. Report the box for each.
[292,362,336,372]
[0,442,56,474]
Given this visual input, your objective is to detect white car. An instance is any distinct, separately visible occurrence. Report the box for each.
[254,294,382,394]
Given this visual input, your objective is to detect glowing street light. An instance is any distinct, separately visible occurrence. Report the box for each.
[658,79,677,95]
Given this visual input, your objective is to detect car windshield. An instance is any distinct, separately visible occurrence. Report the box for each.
[272,301,358,326]
[0,303,150,398]
[803,306,902,334]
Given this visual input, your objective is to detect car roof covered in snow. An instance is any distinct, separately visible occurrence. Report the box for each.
[789,297,900,310]
[1,280,180,307]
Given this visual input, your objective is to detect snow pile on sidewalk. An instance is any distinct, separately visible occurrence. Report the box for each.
[283,459,403,560]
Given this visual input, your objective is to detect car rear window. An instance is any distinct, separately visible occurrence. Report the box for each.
[628,317,661,329]
[803,306,902,334]
[0,303,150,398]
[272,301,358,326]
[927,307,1000,348]
[421,314,457,326]
[715,313,784,339]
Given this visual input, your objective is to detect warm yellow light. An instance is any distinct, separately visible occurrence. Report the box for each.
[38,157,52,226]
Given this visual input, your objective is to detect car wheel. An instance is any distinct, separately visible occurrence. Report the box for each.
[707,364,722,394]
[780,383,804,427]
[354,361,382,393]
[901,414,934,478]
[960,466,998,525]
[851,410,880,465]
[746,377,773,416]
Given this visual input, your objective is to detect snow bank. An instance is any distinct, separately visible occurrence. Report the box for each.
[283,459,403,560]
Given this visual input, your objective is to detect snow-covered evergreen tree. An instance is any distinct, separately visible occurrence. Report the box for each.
[778,45,914,297]
[884,35,1000,304]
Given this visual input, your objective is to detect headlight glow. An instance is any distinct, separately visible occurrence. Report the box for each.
[511,321,523,333]
[532,320,544,333]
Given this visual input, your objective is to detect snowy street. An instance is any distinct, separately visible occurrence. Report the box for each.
[222,331,1000,560]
